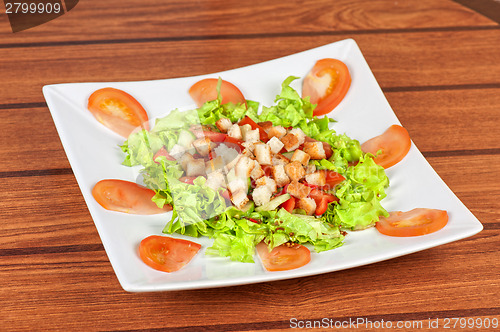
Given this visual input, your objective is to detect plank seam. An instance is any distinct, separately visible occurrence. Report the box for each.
[0,25,498,49]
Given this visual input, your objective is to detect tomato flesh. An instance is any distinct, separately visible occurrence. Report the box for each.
[361,125,411,169]
[302,58,351,116]
[376,208,448,237]
[189,78,246,107]
[139,235,201,273]
[92,179,171,215]
[256,242,311,272]
[88,88,149,138]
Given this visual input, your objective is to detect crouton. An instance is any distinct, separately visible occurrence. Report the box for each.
[255,176,277,193]
[267,125,287,139]
[227,123,242,140]
[239,124,252,140]
[289,128,306,145]
[231,190,249,209]
[223,153,242,171]
[290,149,310,166]
[284,161,306,182]
[272,153,290,166]
[250,160,265,180]
[304,170,326,187]
[281,133,300,152]
[205,155,225,173]
[296,197,317,216]
[228,177,247,194]
[205,170,226,191]
[267,136,285,154]
[215,117,232,133]
[244,128,260,143]
[254,143,272,165]
[179,153,195,171]
[258,121,273,133]
[235,155,255,178]
[186,158,206,177]
[303,141,326,160]
[252,185,272,207]
[214,144,239,166]
[241,141,256,153]
[241,147,255,159]
[286,180,312,199]
[271,164,291,187]
[305,163,316,174]
[192,137,213,157]
[168,143,186,159]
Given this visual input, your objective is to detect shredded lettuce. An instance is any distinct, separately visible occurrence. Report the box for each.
[120,76,391,263]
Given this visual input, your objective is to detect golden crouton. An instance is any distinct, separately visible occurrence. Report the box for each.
[304,170,326,186]
[271,164,291,187]
[267,136,284,154]
[272,153,290,166]
[267,125,287,139]
[231,190,249,209]
[186,158,206,177]
[281,133,300,152]
[235,155,255,178]
[290,149,310,166]
[254,143,272,165]
[227,123,242,140]
[255,176,277,193]
[215,118,232,133]
[252,185,273,207]
[289,128,306,145]
[284,161,306,182]
[192,136,213,157]
[286,180,312,199]
[250,160,265,180]
[303,141,326,160]
[296,197,317,216]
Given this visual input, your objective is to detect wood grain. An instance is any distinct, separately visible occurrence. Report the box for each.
[0,29,499,106]
[0,0,495,45]
[1,0,499,330]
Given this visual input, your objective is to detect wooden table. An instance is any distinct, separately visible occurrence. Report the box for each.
[1,1,499,330]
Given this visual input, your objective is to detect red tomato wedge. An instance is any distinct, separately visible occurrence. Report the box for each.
[280,196,296,213]
[323,170,345,189]
[376,208,448,237]
[256,242,311,272]
[139,235,201,273]
[92,179,171,215]
[153,146,175,162]
[361,125,411,169]
[88,88,149,138]
[189,78,246,107]
[302,58,351,116]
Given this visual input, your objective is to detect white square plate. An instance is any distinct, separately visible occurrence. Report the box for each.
[43,39,483,292]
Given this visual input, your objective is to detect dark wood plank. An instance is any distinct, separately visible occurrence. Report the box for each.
[0,0,495,45]
[2,89,499,174]
[0,30,499,105]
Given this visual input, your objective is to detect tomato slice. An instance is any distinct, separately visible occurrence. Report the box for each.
[153,146,175,162]
[280,196,296,213]
[139,235,201,273]
[88,88,149,138]
[323,170,345,189]
[302,58,351,116]
[92,179,171,215]
[189,78,246,107]
[256,242,311,272]
[238,116,269,141]
[308,188,338,215]
[361,125,411,169]
[376,208,448,237]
